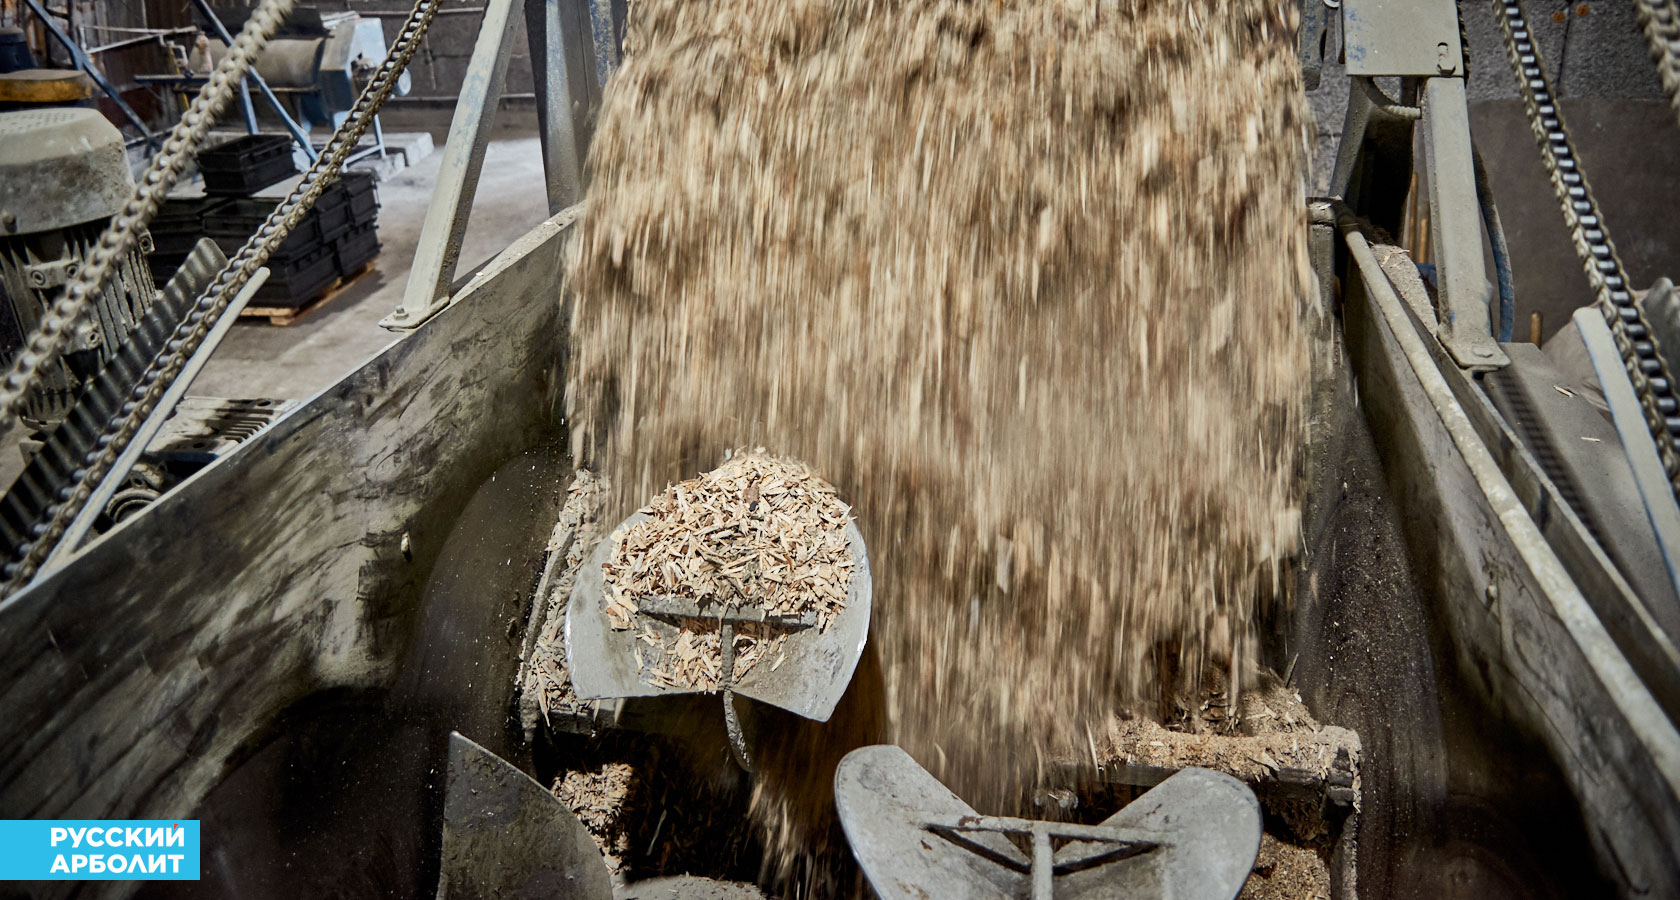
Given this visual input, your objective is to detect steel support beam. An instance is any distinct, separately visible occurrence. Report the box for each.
[383,0,524,330]
[585,0,623,88]
[1421,76,1508,369]
[193,0,320,162]
[1341,0,1462,77]
[526,0,602,215]
[1330,76,1417,240]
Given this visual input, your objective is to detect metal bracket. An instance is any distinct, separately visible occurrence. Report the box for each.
[1330,10,1509,370]
[381,0,526,331]
[1341,0,1463,76]
[23,258,78,291]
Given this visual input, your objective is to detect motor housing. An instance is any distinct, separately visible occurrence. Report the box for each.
[0,107,155,428]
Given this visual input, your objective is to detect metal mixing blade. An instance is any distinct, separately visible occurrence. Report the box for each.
[834,745,1262,900]
[434,732,612,900]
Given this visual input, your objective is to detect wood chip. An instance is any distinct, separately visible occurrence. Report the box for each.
[602,450,853,691]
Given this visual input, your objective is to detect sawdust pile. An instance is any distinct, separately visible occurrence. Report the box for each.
[566,0,1312,881]
[1241,834,1333,900]
[602,451,855,691]
[1098,666,1359,845]
[522,471,607,738]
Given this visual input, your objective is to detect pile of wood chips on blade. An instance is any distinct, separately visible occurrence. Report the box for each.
[566,0,1313,887]
[603,451,854,691]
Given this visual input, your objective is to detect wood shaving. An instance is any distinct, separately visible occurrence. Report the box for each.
[566,0,1312,882]
[1099,669,1354,782]
[602,450,854,692]
[521,470,609,737]
[1239,832,1332,900]
[553,761,639,872]
[1097,667,1359,843]
[550,734,762,881]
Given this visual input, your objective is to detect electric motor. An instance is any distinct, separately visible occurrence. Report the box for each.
[0,107,156,429]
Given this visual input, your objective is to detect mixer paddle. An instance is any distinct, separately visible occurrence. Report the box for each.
[834,745,1262,900]
[434,732,613,900]
[565,508,872,767]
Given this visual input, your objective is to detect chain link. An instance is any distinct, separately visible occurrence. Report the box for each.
[0,0,442,593]
[0,0,298,424]
[1491,0,1680,497]
[1635,0,1680,126]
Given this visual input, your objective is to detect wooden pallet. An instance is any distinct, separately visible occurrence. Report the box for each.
[241,261,376,327]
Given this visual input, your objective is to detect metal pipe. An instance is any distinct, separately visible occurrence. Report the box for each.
[342,6,486,13]
[388,92,538,102]
[1472,143,1517,342]
[1355,76,1422,120]
[88,29,196,55]
[236,77,260,133]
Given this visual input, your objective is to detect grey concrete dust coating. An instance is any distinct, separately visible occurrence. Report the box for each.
[191,117,553,402]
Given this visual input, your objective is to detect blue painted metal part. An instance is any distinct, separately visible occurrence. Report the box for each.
[192,0,319,162]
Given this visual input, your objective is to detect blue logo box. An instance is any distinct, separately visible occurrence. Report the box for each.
[0,821,199,880]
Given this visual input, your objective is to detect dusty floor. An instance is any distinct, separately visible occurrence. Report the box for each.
[193,113,553,400]
[0,112,552,487]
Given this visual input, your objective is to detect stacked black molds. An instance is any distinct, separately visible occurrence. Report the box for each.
[146,170,381,310]
[145,198,219,284]
[325,172,381,275]
[197,135,298,197]
[201,197,336,307]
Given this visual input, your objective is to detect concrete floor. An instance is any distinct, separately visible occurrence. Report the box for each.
[0,112,551,489]
[192,114,553,401]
